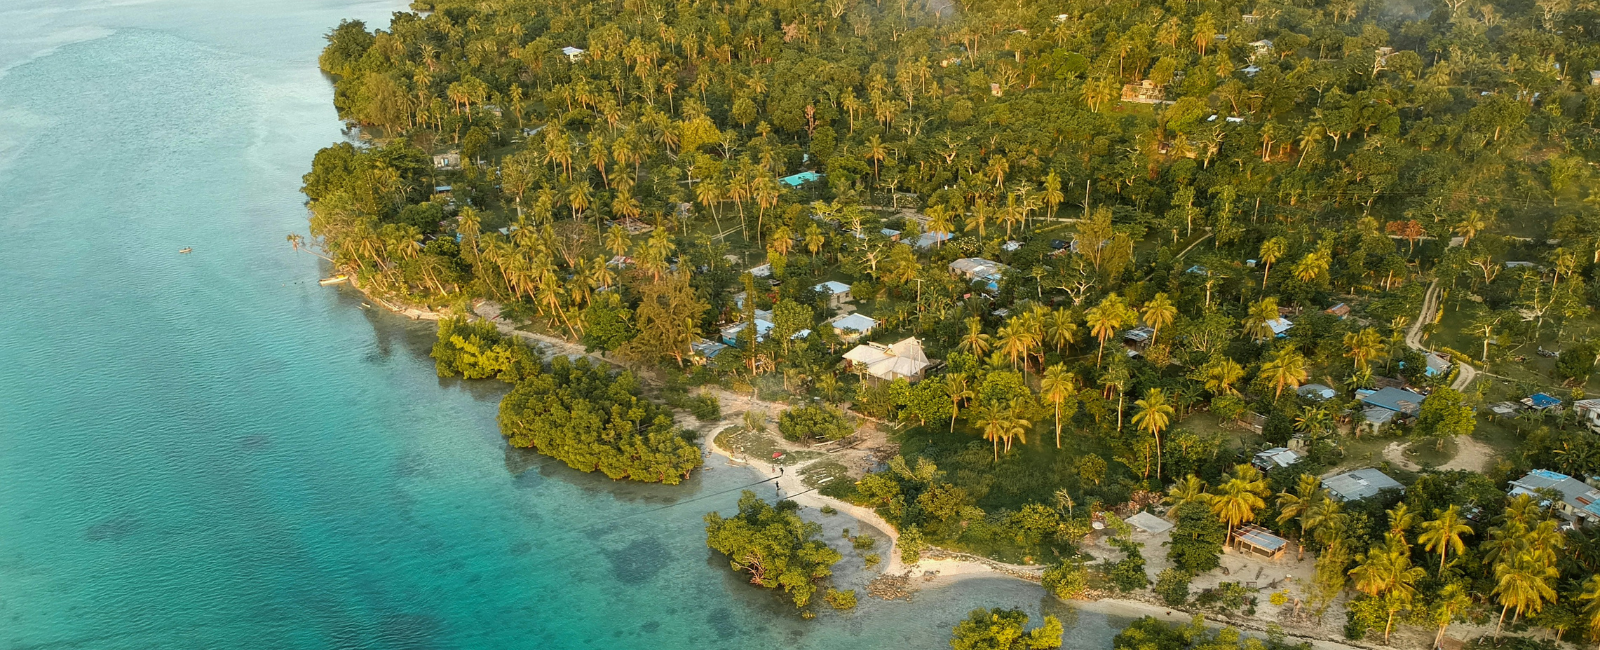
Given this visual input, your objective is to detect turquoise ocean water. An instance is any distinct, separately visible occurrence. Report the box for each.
[0,2,1133,648]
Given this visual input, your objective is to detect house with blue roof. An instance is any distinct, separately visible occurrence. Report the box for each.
[1359,387,1426,416]
[1509,469,1600,525]
[779,171,822,187]
[1523,393,1562,410]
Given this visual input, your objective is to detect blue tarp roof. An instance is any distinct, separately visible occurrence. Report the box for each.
[780,171,822,187]
[1528,393,1562,409]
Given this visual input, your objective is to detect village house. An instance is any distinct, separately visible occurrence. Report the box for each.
[432,151,461,170]
[813,281,852,309]
[842,338,933,383]
[949,258,1007,292]
[1230,525,1289,560]
[1508,470,1600,525]
[1576,399,1600,433]
[1297,384,1336,402]
[1323,468,1404,502]
[561,46,586,62]
[1356,386,1426,433]
[829,313,877,342]
[1252,447,1302,473]
[1119,79,1167,104]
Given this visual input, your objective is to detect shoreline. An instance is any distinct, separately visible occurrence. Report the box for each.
[347,284,1394,650]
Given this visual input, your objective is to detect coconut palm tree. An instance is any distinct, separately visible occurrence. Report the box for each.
[1418,505,1474,572]
[999,399,1031,454]
[997,322,1032,371]
[944,372,975,431]
[1432,582,1473,649]
[1200,357,1245,396]
[1350,533,1427,643]
[1344,327,1385,370]
[1243,297,1280,342]
[1086,293,1130,366]
[959,317,993,357]
[1141,293,1178,345]
[1045,308,1079,355]
[1492,549,1560,638]
[1131,388,1175,479]
[1275,474,1325,560]
[972,405,1008,462]
[1211,464,1269,541]
[1167,474,1210,508]
[1259,347,1309,398]
[1387,503,1419,537]
[1259,237,1286,287]
[1578,574,1600,642]
[605,225,631,259]
[1039,365,1077,448]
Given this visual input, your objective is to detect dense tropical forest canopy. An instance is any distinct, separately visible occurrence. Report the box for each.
[307,0,1600,641]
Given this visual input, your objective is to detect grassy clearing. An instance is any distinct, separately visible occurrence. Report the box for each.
[714,426,824,466]
[799,461,851,490]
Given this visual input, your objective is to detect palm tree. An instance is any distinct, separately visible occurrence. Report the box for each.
[1492,549,1560,638]
[997,322,1031,371]
[605,225,631,259]
[1039,365,1077,448]
[1259,237,1286,287]
[1131,388,1175,479]
[1344,328,1385,370]
[926,205,953,249]
[1417,506,1474,572]
[1243,297,1280,342]
[1045,308,1079,355]
[864,135,888,182]
[1086,293,1130,366]
[1387,503,1420,537]
[1350,533,1427,643]
[1432,582,1473,649]
[1200,357,1245,396]
[959,317,993,357]
[1141,293,1177,345]
[1167,474,1210,508]
[1275,474,1325,560]
[1578,574,1600,642]
[973,405,1007,462]
[1211,464,1269,541]
[1260,347,1309,398]
[999,400,1031,454]
[945,372,974,432]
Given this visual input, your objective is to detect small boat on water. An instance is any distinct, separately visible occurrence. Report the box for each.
[178,247,192,254]
[318,274,349,286]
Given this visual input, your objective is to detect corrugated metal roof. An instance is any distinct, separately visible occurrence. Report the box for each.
[1235,525,1287,552]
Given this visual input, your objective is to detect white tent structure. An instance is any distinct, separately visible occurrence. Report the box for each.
[843,338,932,382]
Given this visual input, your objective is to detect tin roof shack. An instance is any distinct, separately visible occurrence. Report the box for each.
[1323,468,1404,502]
[1424,352,1452,378]
[1231,525,1288,560]
[1252,447,1302,473]
[813,281,852,309]
[1298,384,1336,402]
[843,338,932,383]
[1360,387,1426,417]
[561,46,586,62]
[432,151,461,170]
[1325,303,1351,319]
[829,313,877,343]
[1122,326,1156,353]
[1508,470,1600,525]
[1523,393,1562,411]
[949,258,1007,293]
[1120,79,1168,104]
[1576,399,1600,433]
[1127,512,1174,534]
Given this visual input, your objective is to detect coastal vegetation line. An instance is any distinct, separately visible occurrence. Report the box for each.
[297,0,1600,645]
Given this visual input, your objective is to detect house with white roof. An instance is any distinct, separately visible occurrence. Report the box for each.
[830,313,877,342]
[843,338,932,383]
[1323,468,1404,502]
[561,46,586,62]
[813,281,852,309]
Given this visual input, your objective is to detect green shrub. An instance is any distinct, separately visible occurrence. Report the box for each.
[852,534,877,550]
[864,553,881,567]
[705,491,843,609]
[1108,538,1149,592]
[824,588,857,610]
[779,403,854,442]
[690,394,721,421]
[1041,558,1089,600]
[431,316,538,381]
[1155,568,1191,606]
